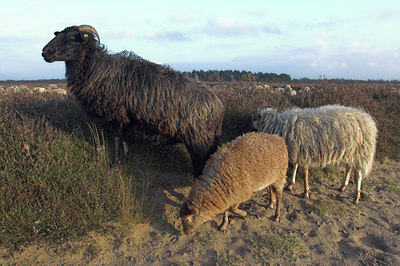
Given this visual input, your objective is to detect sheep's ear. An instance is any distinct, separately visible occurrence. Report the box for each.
[180,200,193,217]
[191,207,200,215]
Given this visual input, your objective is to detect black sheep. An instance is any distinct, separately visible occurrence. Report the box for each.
[42,25,224,178]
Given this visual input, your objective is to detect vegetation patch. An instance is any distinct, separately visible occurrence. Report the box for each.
[216,250,243,265]
[0,93,141,246]
[251,233,309,263]
[313,198,360,216]
[385,179,400,193]
[1,81,399,249]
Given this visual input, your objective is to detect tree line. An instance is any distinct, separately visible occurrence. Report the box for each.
[183,70,291,82]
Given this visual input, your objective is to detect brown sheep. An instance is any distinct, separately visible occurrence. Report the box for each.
[179,132,288,234]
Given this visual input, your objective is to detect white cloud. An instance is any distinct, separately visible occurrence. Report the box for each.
[248,10,265,18]
[143,30,190,42]
[262,23,281,34]
[207,17,256,36]
[369,8,400,21]
[206,17,281,37]
[168,12,191,23]
[104,28,137,39]
[367,62,379,68]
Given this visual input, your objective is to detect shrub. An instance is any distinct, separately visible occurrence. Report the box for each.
[0,93,139,245]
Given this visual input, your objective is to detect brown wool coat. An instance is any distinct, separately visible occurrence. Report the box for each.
[187,132,288,220]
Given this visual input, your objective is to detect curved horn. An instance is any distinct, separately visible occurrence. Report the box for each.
[78,25,100,43]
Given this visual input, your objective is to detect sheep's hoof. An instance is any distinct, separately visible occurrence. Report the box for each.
[285,182,294,191]
[274,215,280,222]
[268,203,275,209]
[339,185,347,192]
[123,153,131,162]
[355,191,361,203]
[303,192,310,199]
[110,160,121,168]
[219,221,228,232]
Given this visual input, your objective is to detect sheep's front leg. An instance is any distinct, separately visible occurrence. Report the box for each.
[219,211,229,232]
[111,122,123,167]
[285,163,298,191]
[302,167,310,198]
[230,203,247,217]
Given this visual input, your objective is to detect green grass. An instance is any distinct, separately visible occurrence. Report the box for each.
[385,179,400,193]
[251,232,309,263]
[216,250,243,265]
[313,198,360,216]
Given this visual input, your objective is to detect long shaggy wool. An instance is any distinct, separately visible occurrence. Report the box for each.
[57,29,224,177]
[254,105,377,177]
[66,46,224,145]
[187,132,288,218]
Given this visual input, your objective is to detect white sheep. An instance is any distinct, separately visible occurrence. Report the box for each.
[284,85,292,92]
[253,105,377,203]
[180,132,288,234]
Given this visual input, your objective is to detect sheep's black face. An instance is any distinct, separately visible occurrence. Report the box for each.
[42,27,88,63]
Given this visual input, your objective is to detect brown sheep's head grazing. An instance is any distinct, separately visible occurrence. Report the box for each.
[179,200,203,235]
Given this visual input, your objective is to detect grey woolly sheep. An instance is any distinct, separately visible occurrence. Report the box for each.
[180,132,288,234]
[42,25,224,178]
[253,105,377,203]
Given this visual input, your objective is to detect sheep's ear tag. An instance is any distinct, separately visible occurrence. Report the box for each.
[83,33,88,39]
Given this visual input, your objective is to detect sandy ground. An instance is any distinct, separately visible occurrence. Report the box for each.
[1,156,399,265]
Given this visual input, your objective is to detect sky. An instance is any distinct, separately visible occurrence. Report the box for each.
[1,0,400,80]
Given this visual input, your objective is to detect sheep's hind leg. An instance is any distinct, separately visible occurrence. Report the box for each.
[302,167,310,198]
[285,163,298,191]
[355,170,363,203]
[268,185,276,209]
[339,166,352,192]
[122,141,130,161]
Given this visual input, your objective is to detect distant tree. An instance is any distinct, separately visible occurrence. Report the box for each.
[183,69,292,83]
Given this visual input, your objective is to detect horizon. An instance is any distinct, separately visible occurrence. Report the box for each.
[1,0,399,81]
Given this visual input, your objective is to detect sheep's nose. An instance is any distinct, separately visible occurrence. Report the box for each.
[42,47,51,54]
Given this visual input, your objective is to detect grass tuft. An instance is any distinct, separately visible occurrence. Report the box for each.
[313,198,360,216]
[252,232,309,262]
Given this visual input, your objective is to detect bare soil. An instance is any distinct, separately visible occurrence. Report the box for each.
[1,158,399,265]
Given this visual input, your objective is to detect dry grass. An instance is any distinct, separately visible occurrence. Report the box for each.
[0,81,399,247]
[0,92,142,246]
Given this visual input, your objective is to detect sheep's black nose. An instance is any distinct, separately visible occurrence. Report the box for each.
[42,47,51,54]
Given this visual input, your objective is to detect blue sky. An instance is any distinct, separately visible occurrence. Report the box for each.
[1,0,399,80]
